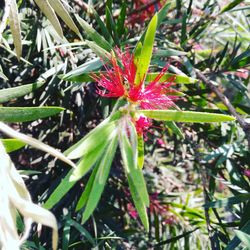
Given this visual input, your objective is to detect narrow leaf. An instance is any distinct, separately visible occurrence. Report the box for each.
[0,107,64,122]
[43,169,75,209]
[76,16,112,51]
[34,0,63,37]
[1,139,26,153]
[9,0,22,60]
[81,135,118,223]
[165,121,184,139]
[220,0,245,13]
[137,135,144,169]
[64,112,120,159]
[204,194,250,208]
[140,110,235,123]
[146,72,198,84]
[47,0,80,35]
[69,141,108,182]
[127,175,149,230]
[119,123,149,206]
[134,14,158,85]
[0,82,44,103]
[76,167,98,211]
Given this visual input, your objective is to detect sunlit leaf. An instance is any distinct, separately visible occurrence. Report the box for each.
[81,135,118,223]
[9,0,22,60]
[134,14,158,85]
[34,0,63,37]
[48,0,80,35]
[0,107,64,122]
[0,82,45,103]
[1,139,26,153]
[140,110,235,123]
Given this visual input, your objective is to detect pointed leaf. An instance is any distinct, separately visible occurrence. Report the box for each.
[47,0,80,35]
[76,167,98,211]
[140,110,235,123]
[64,112,120,159]
[76,16,112,51]
[34,0,63,37]
[127,175,149,231]
[119,123,149,206]
[220,0,245,13]
[0,82,45,103]
[1,139,26,153]
[146,72,198,84]
[0,107,64,122]
[43,169,75,209]
[134,14,158,85]
[9,0,22,60]
[81,135,118,223]
[204,194,250,209]
[69,141,108,182]
[137,135,144,169]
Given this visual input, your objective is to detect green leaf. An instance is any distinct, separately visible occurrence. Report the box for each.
[66,219,95,246]
[76,167,98,211]
[204,194,250,208]
[137,135,144,169]
[155,228,199,246]
[116,2,126,38]
[134,14,158,85]
[47,0,80,35]
[76,16,112,51]
[0,82,45,103]
[165,121,184,139]
[157,2,171,25]
[225,220,250,250]
[91,7,113,43]
[0,107,64,122]
[81,135,118,223]
[64,112,120,159]
[85,40,111,62]
[62,58,102,82]
[43,169,76,209]
[1,139,26,152]
[62,70,197,84]
[105,7,119,45]
[153,49,187,57]
[220,0,245,13]
[180,10,187,46]
[140,110,235,123]
[146,72,198,84]
[230,49,250,69]
[69,141,108,182]
[9,0,22,60]
[235,230,250,248]
[119,122,149,207]
[34,0,63,37]
[127,174,149,231]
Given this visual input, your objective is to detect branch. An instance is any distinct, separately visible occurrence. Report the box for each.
[195,70,250,149]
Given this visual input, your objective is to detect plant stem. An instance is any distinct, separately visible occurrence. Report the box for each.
[196,70,250,150]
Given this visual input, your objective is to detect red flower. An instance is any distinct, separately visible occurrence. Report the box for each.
[93,49,177,110]
[135,116,152,136]
[127,203,138,219]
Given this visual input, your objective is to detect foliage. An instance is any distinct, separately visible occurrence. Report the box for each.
[0,0,250,249]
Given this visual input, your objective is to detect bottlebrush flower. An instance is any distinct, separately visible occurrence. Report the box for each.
[93,49,177,110]
[135,115,152,136]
